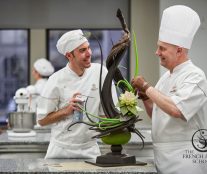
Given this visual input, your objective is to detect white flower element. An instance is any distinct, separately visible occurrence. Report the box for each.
[119,91,137,106]
[117,91,143,117]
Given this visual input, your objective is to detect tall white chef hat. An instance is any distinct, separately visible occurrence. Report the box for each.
[56,29,88,55]
[159,5,200,49]
[33,58,54,77]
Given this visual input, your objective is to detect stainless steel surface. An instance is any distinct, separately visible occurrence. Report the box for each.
[8,112,36,133]
[0,153,45,159]
[0,143,46,159]
[0,144,48,153]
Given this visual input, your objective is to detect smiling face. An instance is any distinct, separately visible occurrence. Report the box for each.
[66,41,92,76]
[155,41,187,72]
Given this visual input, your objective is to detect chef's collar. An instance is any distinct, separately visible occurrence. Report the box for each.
[66,63,87,78]
[172,60,192,74]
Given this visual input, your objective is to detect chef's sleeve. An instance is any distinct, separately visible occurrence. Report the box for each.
[36,76,59,121]
[171,76,207,122]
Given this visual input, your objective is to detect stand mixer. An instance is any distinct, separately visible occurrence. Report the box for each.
[14,88,30,112]
[8,87,36,136]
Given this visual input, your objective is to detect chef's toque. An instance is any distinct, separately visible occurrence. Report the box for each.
[34,58,54,77]
[159,5,200,49]
[56,29,88,55]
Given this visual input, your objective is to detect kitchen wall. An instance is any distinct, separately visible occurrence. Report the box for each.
[130,0,159,128]
[0,0,130,28]
[0,0,130,84]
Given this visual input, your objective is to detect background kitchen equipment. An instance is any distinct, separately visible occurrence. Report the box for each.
[7,87,37,135]
[8,112,36,133]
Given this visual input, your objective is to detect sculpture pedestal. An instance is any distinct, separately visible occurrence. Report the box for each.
[86,145,147,167]
[97,145,136,164]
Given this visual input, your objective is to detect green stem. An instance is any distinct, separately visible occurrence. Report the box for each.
[98,122,124,130]
[133,30,139,77]
[117,79,134,92]
[76,104,126,130]
[77,103,120,122]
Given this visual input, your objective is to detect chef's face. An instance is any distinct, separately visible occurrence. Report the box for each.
[155,41,179,72]
[70,41,92,69]
[32,68,41,81]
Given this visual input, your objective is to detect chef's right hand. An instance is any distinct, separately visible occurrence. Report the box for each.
[63,92,82,116]
[131,76,150,93]
[137,91,149,101]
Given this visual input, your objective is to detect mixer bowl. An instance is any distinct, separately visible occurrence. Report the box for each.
[8,112,36,133]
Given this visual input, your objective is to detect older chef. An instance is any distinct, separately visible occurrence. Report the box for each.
[37,29,118,159]
[132,5,207,174]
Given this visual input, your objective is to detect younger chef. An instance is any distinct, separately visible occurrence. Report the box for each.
[37,29,118,159]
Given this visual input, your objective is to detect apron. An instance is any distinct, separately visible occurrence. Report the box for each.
[153,142,207,174]
[45,138,101,159]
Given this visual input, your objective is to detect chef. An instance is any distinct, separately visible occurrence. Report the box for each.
[26,58,54,113]
[36,29,118,159]
[132,5,207,174]
[32,58,55,95]
[9,58,54,113]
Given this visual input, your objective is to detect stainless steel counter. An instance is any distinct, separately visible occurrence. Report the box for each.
[0,158,157,174]
[0,129,156,173]
[0,129,153,155]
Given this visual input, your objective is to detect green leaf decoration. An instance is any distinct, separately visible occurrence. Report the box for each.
[120,106,128,115]
[127,106,138,116]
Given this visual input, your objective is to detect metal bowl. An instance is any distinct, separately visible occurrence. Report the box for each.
[8,112,36,133]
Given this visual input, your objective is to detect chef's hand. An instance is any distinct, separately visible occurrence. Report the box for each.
[63,92,82,115]
[131,76,150,92]
[131,76,151,101]
[137,90,149,101]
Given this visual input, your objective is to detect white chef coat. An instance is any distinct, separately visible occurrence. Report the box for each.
[152,60,207,174]
[24,79,48,113]
[32,78,49,127]
[27,79,48,118]
[37,63,118,159]
[34,78,48,95]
